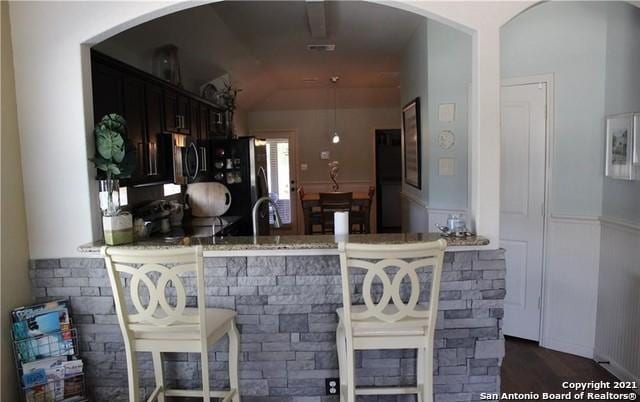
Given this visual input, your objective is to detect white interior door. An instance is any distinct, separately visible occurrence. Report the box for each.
[500,82,547,341]
[251,130,298,235]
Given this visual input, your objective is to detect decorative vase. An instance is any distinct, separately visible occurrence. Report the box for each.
[98,179,133,245]
[152,44,182,87]
[102,213,134,245]
[98,179,120,217]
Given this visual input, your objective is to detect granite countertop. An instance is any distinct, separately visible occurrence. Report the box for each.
[78,232,489,253]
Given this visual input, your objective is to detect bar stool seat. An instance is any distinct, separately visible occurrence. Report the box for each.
[337,305,430,338]
[130,308,236,343]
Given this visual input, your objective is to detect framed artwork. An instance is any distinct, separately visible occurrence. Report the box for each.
[634,113,640,166]
[605,113,636,180]
[402,97,422,189]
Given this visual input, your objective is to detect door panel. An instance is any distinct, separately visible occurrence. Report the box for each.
[501,239,528,308]
[500,82,546,341]
[251,130,299,235]
[500,102,530,216]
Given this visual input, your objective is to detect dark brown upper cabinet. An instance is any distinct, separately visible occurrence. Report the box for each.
[190,100,200,140]
[164,90,191,135]
[199,103,210,140]
[91,61,124,122]
[145,83,172,183]
[122,76,149,183]
[91,50,227,186]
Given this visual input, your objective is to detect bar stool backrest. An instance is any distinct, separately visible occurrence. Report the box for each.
[338,240,446,325]
[102,246,206,338]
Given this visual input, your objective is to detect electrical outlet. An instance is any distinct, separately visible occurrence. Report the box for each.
[321,151,330,160]
[325,377,339,395]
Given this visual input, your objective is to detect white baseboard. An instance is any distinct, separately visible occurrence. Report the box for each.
[594,352,640,385]
[542,337,594,359]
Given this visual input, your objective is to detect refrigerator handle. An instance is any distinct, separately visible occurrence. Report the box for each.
[258,167,268,198]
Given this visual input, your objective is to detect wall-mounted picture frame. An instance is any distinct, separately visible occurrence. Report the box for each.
[402,97,422,189]
[634,113,640,166]
[605,113,635,180]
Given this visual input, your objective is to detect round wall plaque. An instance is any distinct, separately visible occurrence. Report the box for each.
[438,130,455,150]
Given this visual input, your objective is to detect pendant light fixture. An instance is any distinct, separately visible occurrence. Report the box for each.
[330,76,340,144]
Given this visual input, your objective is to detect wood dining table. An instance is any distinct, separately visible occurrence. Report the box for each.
[300,192,371,235]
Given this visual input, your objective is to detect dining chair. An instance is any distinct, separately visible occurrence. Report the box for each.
[102,246,240,402]
[336,239,447,402]
[351,186,375,234]
[319,192,353,234]
[298,186,322,234]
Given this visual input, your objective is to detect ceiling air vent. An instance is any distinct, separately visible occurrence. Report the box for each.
[307,44,336,52]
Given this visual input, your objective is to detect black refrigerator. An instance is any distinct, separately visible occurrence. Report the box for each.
[210,137,270,235]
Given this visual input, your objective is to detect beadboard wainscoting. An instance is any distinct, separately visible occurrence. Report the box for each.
[400,192,469,235]
[400,192,429,233]
[541,215,601,358]
[594,218,640,383]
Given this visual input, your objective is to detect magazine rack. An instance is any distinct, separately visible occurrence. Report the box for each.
[11,308,88,402]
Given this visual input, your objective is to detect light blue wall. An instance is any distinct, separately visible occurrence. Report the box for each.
[400,19,471,210]
[427,20,471,210]
[400,20,429,203]
[501,1,609,218]
[602,3,640,225]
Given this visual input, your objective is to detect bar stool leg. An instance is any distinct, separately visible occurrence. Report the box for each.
[228,321,240,402]
[201,342,211,401]
[345,341,356,402]
[422,347,434,402]
[124,344,140,402]
[152,351,165,402]
[417,347,424,402]
[336,323,347,401]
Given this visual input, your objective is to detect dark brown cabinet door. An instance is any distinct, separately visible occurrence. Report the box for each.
[164,90,191,134]
[163,90,180,133]
[200,103,210,140]
[92,62,123,123]
[190,101,200,140]
[210,108,222,137]
[146,84,172,183]
[178,96,190,134]
[122,77,148,182]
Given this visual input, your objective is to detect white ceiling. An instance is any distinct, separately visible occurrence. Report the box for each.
[94,1,425,110]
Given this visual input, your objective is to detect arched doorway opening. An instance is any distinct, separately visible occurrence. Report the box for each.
[85,1,475,238]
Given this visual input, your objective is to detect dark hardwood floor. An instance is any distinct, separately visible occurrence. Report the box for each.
[501,336,625,394]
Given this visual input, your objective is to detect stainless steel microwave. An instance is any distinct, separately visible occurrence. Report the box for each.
[172,134,200,185]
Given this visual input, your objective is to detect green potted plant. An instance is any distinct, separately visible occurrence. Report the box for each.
[90,113,135,245]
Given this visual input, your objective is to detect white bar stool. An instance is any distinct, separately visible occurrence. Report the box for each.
[336,240,447,402]
[102,245,240,402]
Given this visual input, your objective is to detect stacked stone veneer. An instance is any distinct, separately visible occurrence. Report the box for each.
[29,249,506,402]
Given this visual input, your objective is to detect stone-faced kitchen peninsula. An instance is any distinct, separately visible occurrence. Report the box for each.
[29,233,504,402]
